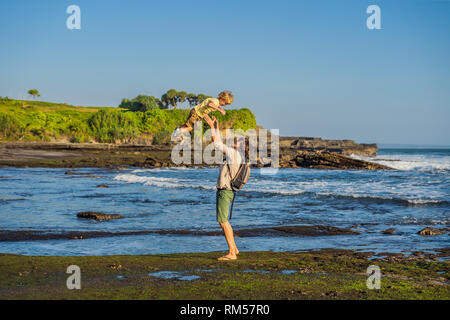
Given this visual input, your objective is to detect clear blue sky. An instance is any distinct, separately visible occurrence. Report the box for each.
[1,0,449,145]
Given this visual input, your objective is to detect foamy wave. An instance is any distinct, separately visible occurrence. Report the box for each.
[114,173,306,195]
[114,173,445,204]
[350,154,450,171]
[114,174,215,190]
[131,167,191,174]
[248,188,306,195]
[316,192,448,206]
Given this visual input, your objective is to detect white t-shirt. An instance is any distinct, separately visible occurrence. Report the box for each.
[214,140,243,190]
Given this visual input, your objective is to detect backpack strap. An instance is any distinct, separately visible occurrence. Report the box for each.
[227,163,243,189]
[229,191,236,220]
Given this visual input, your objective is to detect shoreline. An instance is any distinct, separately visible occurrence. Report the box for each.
[0,225,360,242]
[0,249,448,299]
[0,142,391,170]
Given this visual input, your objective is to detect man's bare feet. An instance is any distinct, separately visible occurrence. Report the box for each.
[218,254,237,261]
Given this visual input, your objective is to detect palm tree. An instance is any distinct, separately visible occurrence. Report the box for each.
[186,93,197,107]
[166,89,179,109]
[177,91,187,108]
[197,93,207,103]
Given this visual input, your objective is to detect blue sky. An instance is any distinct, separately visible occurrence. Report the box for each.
[1,0,449,145]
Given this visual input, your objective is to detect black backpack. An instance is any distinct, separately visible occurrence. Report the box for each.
[227,163,251,219]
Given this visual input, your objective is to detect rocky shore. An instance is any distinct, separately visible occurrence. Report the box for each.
[0,224,360,242]
[0,249,448,300]
[0,140,391,170]
[280,136,378,156]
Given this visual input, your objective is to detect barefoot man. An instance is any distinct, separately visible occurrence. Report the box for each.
[205,116,245,261]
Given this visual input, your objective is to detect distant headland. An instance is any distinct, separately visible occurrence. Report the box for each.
[0,97,389,170]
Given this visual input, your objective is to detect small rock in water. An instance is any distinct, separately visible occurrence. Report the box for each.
[382,228,396,235]
[96,184,109,188]
[76,211,124,221]
[65,171,92,175]
[417,227,445,236]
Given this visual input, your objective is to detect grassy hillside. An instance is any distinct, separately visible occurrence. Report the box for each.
[0,98,257,144]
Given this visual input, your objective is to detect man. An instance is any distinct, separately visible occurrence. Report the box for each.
[205,115,246,261]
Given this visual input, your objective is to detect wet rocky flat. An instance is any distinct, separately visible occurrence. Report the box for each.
[0,142,391,170]
[0,249,448,299]
[0,225,360,242]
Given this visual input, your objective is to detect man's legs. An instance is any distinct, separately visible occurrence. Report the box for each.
[219,221,239,259]
[216,189,239,260]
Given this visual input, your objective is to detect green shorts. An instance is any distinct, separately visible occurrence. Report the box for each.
[216,189,235,223]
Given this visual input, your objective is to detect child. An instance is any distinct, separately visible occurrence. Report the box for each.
[172,91,234,140]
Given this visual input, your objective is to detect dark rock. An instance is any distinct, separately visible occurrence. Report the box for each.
[323,290,338,297]
[145,157,157,166]
[96,184,109,188]
[382,228,396,235]
[294,151,391,170]
[417,227,446,236]
[65,171,92,175]
[0,224,358,242]
[76,211,124,221]
[279,136,378,156]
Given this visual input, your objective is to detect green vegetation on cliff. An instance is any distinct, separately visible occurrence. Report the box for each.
[0,98,256,143]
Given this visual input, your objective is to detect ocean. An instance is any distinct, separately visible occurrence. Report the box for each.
[0,148,448,256]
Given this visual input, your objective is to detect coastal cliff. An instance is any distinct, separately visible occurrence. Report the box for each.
[0,98,388,170]
[280,136,378,157]
[0,141,391,170]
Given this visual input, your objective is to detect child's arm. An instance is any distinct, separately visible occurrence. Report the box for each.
[208,101,226,115]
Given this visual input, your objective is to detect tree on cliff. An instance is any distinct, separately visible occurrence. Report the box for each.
[122,90,213,110]
[186,93,197,107]
[119,95,162,112]
[196,93,208,103]
[161,89,179,109]
[27,89,40,99]
[177,91,187,108]
[160,89,211,109]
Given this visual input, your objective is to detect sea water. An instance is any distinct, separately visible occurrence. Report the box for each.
[0,148,448,256]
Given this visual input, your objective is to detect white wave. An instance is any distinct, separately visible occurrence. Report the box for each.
[131,167,192,174]
[114,173,215,190]
[115,165,448,202]
[115,173,306,195]
[315,192,447,205]
[405,199,446,205]
[350,154,450,171]
[114,172,446,203]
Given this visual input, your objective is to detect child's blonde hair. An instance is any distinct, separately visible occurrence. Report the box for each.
[218,91,234,105]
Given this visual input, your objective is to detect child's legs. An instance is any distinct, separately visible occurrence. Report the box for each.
[181,109,200,132]
[179,124,193,132]
[203,114,213,127]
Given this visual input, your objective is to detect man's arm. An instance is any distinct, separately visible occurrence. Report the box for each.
[206,116,236,159]
[205,115,220,143]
